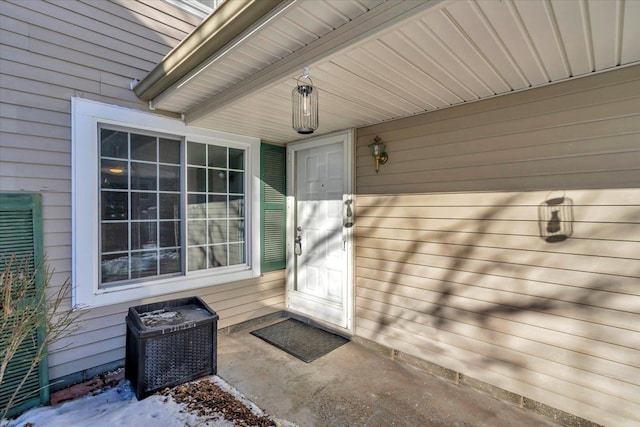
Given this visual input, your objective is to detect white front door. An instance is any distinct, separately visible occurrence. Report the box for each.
[287,132,352,330]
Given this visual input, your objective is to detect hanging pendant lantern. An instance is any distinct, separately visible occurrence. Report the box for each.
[292,66,318,134]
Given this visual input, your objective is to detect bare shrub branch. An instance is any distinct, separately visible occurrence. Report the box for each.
[1,254,84,419]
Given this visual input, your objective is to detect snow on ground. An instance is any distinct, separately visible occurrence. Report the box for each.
[1,376,265,427]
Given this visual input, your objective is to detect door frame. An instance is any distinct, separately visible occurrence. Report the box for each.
[286,130,354,333]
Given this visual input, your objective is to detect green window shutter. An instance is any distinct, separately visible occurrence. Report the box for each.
[0,193,49,418]
[261,144,286,272]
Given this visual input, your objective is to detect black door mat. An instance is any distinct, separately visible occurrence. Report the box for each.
[250,318,349,363]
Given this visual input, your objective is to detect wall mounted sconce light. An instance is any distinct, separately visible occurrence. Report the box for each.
[292,66,318,135]
[368,136,388,173]
[538,195,574,242]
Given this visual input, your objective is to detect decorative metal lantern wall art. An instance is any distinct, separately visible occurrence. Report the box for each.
[292,66,318,134]
[538,195,574,242]
[368,136,388,173]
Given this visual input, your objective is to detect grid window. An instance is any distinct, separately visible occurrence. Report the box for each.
[187,142,246,272]
[73,98,259,307]
[99,128,182,286]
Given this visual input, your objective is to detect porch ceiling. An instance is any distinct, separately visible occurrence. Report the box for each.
[139,0,640,144]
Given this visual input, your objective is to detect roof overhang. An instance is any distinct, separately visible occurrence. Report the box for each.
[134,0,286,101]
[136,0,640,144]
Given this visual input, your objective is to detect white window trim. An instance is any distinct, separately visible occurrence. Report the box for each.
[71,97,260,307]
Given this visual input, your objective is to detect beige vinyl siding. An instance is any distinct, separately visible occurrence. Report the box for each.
[354,65,640,426]
[1,0,285,382]
[48,270,285,380]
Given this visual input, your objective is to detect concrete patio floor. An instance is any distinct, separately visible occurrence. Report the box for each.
[217,316,561,427]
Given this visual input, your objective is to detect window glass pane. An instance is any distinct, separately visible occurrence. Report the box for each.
[132,221,157,250]
[186,142,247,272]
[102,253,129,283]
[160,248,181,274]
[188,167,206,192]
[188,142,206,166]
[131,162,157,191]
[208,145,226,168]
[99,126,183,287]
[102,223,128,252]
[188,247,207,271]
[208,195,227,218]
[229,171,243,194]
[209,245,226,268]
[229,148,244,170]
[131,251,158,278]
[131,134,156,161]
[188,220,206,246]
[101,129,127,159]
[101,159,128,189]
[208,219,227,244]
[228,219,244,242]
[208,169,226,193]
[187,194,207,218]
[102,191,128,220]
[160,221,180,247]
[131,192,157,220]
[159,138,180,164]
[159,165,180,191]
[159,193,180,219]
[229,196,244,217]
[228,243,245,265]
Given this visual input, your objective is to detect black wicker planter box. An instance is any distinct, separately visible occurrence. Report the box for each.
[125,296,218,400]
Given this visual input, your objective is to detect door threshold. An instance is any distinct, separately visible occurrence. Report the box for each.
[285,310,352,339]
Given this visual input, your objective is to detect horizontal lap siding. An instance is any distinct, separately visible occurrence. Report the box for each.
[48,270,286,380]
[354,66,640,426]
[1,0,286,381]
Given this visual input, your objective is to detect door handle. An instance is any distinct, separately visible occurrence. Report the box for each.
[344,199,353,228]
[295,226,302,255]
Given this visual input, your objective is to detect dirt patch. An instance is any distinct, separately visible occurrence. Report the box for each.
[161,380,274,427]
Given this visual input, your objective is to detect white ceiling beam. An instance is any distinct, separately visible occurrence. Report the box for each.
[182,0,447,125]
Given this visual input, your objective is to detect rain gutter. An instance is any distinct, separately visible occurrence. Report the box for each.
[134,0,286,102]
